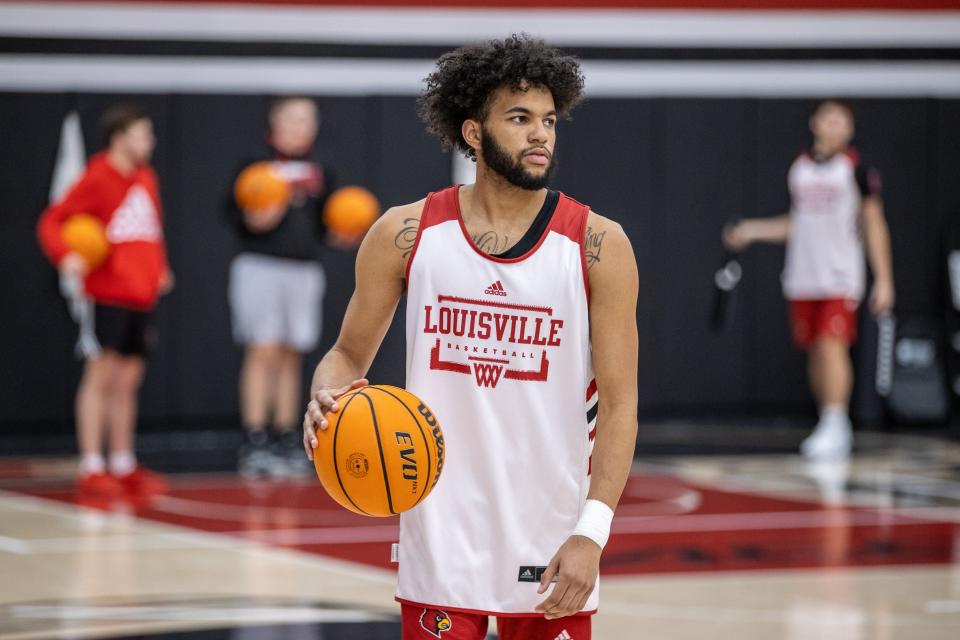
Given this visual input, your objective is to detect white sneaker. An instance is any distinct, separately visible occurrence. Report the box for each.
[800,417,852,460]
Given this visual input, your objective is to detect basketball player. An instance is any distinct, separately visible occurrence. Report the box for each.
[303,36,638,639]
[724,99,894,459]
[228,97,334,477]
[37,103,173,498]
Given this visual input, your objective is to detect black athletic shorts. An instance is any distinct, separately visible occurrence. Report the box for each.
[94,304,158,356]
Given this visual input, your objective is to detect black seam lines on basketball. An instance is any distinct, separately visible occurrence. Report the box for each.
[332,391,372,516]
[361,390,397,516]
[366,386,433,509]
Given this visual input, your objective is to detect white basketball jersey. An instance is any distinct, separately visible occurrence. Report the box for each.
[396,185,598,616]
[782,150,866,301]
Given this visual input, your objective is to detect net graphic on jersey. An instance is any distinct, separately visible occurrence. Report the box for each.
[471,359,506,387]
[422,291,564,389]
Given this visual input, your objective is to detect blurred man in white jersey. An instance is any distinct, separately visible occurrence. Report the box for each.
[725,99,894,460]
[302,35,638,640]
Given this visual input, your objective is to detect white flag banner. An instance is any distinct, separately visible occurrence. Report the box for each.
[49,110,101,358]
[49,110,86,202]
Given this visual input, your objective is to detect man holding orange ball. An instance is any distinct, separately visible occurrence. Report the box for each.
[227,96,336,477]
[37,103,173,500]
[304,36,639,639]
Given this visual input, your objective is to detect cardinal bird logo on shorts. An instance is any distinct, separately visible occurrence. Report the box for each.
[420,608,452,638]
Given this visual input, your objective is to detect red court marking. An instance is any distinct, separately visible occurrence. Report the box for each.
[8,471,959,576]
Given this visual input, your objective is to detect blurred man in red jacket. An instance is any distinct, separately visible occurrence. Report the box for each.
[38,103,174,499]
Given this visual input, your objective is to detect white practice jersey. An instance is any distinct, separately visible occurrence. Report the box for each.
[397,185,598,616]
[782,148,880,301]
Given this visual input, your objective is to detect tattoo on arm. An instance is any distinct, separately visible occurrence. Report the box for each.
[585,225,607,270]
[472,231,510,255]
[394,217,420,258]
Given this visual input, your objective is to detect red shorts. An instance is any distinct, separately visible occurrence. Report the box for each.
[789,298,859,349]
[401,604,591,640]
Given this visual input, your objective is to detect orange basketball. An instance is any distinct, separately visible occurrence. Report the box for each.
[313,385,445,517]
[62,213,109,269]
[234,162,291,212]
[322,186,380,236]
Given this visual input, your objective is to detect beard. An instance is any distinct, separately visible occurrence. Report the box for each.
[480,127,556,191]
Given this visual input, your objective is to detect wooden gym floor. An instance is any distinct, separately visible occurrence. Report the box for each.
[1,429,959,640]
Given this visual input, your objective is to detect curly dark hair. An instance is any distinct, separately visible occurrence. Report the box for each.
[417,34,585,159]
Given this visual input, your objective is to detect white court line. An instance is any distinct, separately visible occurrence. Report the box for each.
[926,600,960,613]
[235,525,399,546]
[119,482,674,526]
[14,508,922,551]
[10,604,388,624]
[611,508,939,534]
[0,490,395,583]
[10,533,234,554]
[208,507,947,546]
[598,599,958,625]
[0,534,29,554]
[148,493,353,524]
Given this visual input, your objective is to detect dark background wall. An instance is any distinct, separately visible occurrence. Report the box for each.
[2,92,958,436]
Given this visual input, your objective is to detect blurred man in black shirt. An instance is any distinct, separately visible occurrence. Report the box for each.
[227,96,333,476]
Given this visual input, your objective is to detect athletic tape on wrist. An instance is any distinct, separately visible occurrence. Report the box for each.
[572,499,614,549]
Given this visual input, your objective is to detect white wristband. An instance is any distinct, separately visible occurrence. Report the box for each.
[572,499,614,550]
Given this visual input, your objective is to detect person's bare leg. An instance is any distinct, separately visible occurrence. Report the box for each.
[271,347,312,473]
[274,348,303,432]
[76,352,118,475]
[816,337,853,409]
[106,355,146,476]
[806,344,826,409]
[802,337,853,459]
[239,343,284,476]
[240,343,283,431]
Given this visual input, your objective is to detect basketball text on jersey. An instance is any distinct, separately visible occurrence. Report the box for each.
[420,609,452,638]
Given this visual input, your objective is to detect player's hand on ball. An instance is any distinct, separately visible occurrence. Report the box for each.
[302,378,368,459]
[535,535,601,620]
[242,204,287,233]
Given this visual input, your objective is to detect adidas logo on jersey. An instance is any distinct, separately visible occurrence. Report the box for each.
[484,280,507,296]
[554,630,573,640]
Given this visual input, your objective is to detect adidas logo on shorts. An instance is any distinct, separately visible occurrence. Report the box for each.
[554,630,573,640]
[484,280,508,296]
